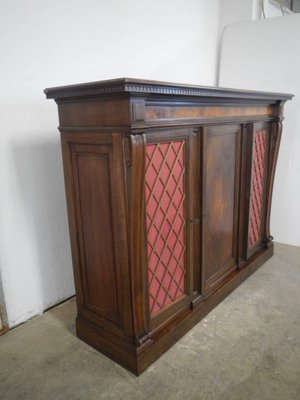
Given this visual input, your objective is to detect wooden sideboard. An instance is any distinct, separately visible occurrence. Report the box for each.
[44,78,292,375]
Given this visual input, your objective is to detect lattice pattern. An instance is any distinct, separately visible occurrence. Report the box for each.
[145,140,186,317]
[249,130,267,248]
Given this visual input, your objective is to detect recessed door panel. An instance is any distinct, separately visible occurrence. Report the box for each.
[68,137,131,339]
[247,123,271,257]
[74,152,119,322]
[144,128,195,324]
[202,125,241,294]
[146,140,186,317]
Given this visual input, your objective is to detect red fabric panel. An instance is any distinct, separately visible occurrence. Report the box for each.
[145,140,186,317]
[249,130,267,248]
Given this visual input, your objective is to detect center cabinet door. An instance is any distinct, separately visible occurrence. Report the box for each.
[202,125,241,296]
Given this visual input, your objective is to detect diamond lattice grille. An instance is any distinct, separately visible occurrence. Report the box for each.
[145,140,186,317]
[249,130,267,248]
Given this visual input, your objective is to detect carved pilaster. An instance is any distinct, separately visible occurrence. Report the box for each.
[126,134,151,346]
[265,120,283,245]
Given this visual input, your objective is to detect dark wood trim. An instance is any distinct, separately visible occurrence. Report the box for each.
[192,127,202,305]
[241,124,254,264]
[132,115,279,129]
[44,77,293,101]
[237,123,248,268]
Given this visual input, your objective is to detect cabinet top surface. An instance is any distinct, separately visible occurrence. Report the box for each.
[44,77,293,102]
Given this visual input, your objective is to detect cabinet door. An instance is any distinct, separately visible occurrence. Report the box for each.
[246,122,271,258]
[144,128,196,328]
[202,125,241,296]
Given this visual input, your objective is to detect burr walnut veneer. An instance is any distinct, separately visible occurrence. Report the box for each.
[44,78,292,375]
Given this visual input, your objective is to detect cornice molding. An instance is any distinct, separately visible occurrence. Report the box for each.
[44,78,293,102]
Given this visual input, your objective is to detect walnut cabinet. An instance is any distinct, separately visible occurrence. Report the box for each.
[44,78,292,375]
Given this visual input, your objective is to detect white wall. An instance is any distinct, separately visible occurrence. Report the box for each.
[219,14,300,247]
[0,0,221,327]
[219,0,255,33]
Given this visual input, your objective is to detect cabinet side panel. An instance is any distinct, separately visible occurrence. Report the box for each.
[145,140,186,317]
[73,150,119,324]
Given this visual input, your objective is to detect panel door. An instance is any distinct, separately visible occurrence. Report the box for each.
[202,125,241,296]
[246,122,271,258]
[144,128,197,327]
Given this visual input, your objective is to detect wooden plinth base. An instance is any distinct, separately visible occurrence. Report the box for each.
[76,245,273,376]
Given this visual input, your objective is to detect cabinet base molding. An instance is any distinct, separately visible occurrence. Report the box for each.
[77,245,273,375]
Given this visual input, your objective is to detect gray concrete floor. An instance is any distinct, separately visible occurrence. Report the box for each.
[0,242,300,400]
